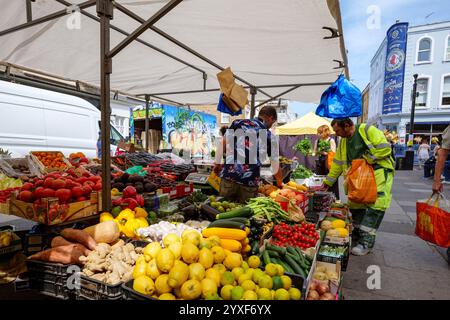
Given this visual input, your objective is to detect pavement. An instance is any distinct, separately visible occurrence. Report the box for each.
[342,168,450,300]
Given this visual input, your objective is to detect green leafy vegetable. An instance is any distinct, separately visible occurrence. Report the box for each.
[317,140,331,153]
[291,165,313,179]
[293,139,312,156]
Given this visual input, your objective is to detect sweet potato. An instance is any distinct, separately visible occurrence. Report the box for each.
[51,236,74,248]
[60,228,97,250]
[28,244,88,265]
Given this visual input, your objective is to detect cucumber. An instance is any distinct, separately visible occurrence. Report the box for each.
[262,250,271,266]
[277,259,294,273]
[285,255,306,278]
[208,220,245,229]
[267,250,281,259]
[250,240,260,255]
[287,246,300,259]
[216,207,253,220]
[265,243,287,256]
[286,252,308,271]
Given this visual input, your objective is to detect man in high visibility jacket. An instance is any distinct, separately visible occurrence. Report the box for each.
[324,118,395,256]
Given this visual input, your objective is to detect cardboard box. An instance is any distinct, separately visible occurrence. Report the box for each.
[323,225,351,245]
[9,192,100,225]
[305,260,342,299]
[30,151,72,174]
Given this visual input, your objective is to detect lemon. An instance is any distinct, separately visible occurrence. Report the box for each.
[335,227,349,237]
[242,290,258,300]
[207,235,221,247]
[213,263,227,275]
[247,255,261,268]
[146,259,161,280]
[163,233,181,248]
[181,243,200,264]
[132,259,147,279]
[189,263,205,281]
[180,280,202,300]
[258,275,273,290]
[99,212,114,223]
[331,219,346,229]
[199,248,214,269]
[199,238,212,249]
[156,248,175,273]
[205,293,221,300]
[274,288,290,300]
[257,288,272,300]
[220,271,235,286]
[264,263,278,277]
[205,268,221,287]
[245,268,255,278]
[168,242,182,260]
[276,264,284,276]
[181,230,201,246]
[133,275,155,296]
[174,287,183,299]
[224,253,242,270]
[280,275,292,290]
[201,278,218,299]
[220,284,234,300]
[155,274,172,295]
[168,262,190,288]
[159,293,176,300]
[143,242,162,262]
[231,286,244,300]
[252,268,265,283]
[241,279,256,291]
[211,246,226,264]
[231,267,244,280]
[289,287,301,300]
[238,273,252,285]
[241,261,249,271]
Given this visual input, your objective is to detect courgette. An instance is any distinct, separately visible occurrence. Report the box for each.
[277,259,294,273]
[285,255,306,278]
[216,207,253,220]
[287,246,300,259]
[208,220,246,229]
[262,250,271,266]
[267,250,281,259]
[250,240,260,255]
[265,243,287,256]
[228,217,250,224]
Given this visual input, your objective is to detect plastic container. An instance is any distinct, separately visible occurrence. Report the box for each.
[29,279,75,300]
[122,279,157,300]
[76,274,123,300]
[317,243,350,271]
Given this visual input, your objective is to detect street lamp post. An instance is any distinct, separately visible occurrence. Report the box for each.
[409,74,419,136]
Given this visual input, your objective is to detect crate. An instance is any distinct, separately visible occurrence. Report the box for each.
[160,183,193,199]
[9,192,100,225]
[122,279,157,300]
[29,279,75,300]
[76,274,123,300]
[0,230,22,256]
[304,260,342,299]
[30,151,72,173]
[317,243,350,271]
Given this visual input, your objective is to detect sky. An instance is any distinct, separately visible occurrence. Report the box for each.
[289,0,450,118]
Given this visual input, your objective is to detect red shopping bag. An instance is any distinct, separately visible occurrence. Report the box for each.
[416,194,450,247]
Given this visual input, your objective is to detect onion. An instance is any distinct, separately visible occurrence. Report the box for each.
[321,292,335,300]
[307,290,320,300]
[317,283,330,295]
[309,282,317,291]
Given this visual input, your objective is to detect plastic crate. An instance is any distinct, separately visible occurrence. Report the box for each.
[317,243,349,271]
[76,274,123,300]
[29,278,75,300]
[26,260,69,279]
[122,279,157,300]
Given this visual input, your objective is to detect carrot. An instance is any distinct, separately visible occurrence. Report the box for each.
[28,244,87,265]
[51,236,74,248]
[60,228,97,250]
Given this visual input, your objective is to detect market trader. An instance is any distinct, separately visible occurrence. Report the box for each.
[214,105,283,203]
[323,118,395,256]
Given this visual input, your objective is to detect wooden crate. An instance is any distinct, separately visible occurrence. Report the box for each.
[30,151,72,174]
[9,192,100,225]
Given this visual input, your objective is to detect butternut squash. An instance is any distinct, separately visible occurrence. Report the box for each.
[202,227,247,241]
[83,221,120,244]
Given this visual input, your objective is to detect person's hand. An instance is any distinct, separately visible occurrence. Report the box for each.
[432,180,443,194]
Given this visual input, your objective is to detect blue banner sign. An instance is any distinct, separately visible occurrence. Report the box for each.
[382,22,409,114]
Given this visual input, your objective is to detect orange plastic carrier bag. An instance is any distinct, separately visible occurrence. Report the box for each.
[416,194,450,247]
[326,151,335,170]
[346,159,377,204]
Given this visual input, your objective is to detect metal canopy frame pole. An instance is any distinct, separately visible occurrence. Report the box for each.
[98,0,113,213]
[145,95,150,152]
[249,87,257,118]
[254,84,304,109]
[0,0,96,37]
[113,2,273,100]
[26,0,33,22]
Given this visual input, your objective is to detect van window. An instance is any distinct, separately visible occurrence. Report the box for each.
[111,125,124,145]
[0,102,45,136]
[45,109,92,139]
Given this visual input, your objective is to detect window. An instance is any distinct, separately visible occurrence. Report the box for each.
[417,37,432,63]
[416,78,429,107]
[446,36,450,61]
[442,76,450,106]
[110,125,124,146]
[220,113,230,124]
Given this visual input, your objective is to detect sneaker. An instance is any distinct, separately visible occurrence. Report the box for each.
[351,244,372,256]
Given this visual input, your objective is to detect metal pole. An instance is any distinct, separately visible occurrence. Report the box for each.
[145,95,150,152]
[409,74,419,136]
[97,0,113,213]
[250,87,256,119]
[254,84,303,109]
[26,0,33,22]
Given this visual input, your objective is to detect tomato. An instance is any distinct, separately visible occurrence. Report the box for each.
[55,188,72,203]
[18,190,33,202]
[43,178,54,188]
[52,179,66,190]
[42,188,55,198]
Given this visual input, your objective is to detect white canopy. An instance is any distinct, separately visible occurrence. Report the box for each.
[0,0,348,105]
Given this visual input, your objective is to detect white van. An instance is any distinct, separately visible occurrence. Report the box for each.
[0,80,124,158]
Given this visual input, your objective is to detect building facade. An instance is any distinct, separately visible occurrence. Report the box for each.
[358,84,370,124]
[369,21,450,142]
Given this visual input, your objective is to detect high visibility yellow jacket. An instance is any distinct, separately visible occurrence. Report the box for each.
[324,123,395,187]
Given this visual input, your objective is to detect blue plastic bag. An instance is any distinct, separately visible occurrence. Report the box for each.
[316,75,362,119]
[217,93,242,116]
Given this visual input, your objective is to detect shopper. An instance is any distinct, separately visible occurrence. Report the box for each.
[214,106,282,203]
[323,118,395,256]
[313,125,339,199]
[418,139,431,168]
[432,124,450,264]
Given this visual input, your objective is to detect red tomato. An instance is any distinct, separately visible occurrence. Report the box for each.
[43,178,54,188]
[55,189,72,203]
[42,188,55,198]
[82,185,92,196]
[21,182,34,191]
[52,179,66,190]
[18,190,33,202]
[71,186,84,198]
[33,187,45,199]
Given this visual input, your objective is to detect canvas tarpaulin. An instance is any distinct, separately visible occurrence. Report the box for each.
[276,112,334,135]
[0,0,348,105]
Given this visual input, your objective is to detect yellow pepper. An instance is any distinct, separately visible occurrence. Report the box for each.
[122,218,141,238]
[136,217,149,228]
[99,212,114,223]
[111,188,120,196]
[116,210,135,226]
[134,207,148,219]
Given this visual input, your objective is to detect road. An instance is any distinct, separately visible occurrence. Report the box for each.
[343,168,450,300]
